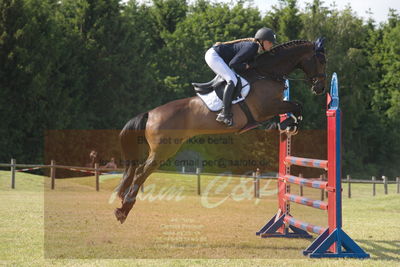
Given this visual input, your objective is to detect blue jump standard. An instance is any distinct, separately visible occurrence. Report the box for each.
[303,228,370,258]
[256,214,312,239]
[256,214,370,258]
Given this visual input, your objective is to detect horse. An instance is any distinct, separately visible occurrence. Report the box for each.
[114,38,327,223]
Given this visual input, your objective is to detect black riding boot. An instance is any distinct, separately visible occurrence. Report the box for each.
[216,81,235,126]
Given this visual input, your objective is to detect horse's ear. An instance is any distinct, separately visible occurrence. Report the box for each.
[315,37,325,53]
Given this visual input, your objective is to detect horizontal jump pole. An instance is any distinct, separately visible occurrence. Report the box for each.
[285,156,328,170]
[284,215,327,235]
[284,193,328,210]
[281,175,327,189]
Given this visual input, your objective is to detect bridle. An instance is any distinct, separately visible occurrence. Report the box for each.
[284,51,326,82]
[251,44,327,86]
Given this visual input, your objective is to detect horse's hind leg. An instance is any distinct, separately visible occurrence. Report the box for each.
[114,151,161,224]
[115,164,135,201]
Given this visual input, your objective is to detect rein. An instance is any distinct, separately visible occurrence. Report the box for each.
[252,70,326,83]
[284,73,327,82]
[252,42,326,84]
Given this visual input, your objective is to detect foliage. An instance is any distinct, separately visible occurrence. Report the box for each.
[0,0,399,178]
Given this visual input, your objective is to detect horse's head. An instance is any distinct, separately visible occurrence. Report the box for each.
[251,39,327,94]
[298,37,327,95]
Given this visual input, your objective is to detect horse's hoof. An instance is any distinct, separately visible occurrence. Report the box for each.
[114,208,127,224]
[288,127,299,136]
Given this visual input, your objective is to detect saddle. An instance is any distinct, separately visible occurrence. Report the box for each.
[192,75,256,132]
[192,75,244,101]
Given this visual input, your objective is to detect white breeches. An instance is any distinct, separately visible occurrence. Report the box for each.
[205,47,238,86]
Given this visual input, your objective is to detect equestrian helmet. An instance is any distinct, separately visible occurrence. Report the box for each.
[255,27,277,44]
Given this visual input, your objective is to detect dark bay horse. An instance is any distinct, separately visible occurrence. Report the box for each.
[114,39,327,223]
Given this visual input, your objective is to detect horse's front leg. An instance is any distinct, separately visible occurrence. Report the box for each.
[274,100,303,135]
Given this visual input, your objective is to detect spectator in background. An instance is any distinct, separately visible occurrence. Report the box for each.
[104,157,117,169]
[86,150,98,168]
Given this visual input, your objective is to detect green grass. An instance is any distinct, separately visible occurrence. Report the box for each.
[0,170,399,266]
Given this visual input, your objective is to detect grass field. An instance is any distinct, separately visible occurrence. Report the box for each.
[0,170,399,266]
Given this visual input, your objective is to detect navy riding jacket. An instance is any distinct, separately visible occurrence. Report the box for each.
[213,41,259,72]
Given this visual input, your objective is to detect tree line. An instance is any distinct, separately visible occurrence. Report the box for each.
[1,0,399,178]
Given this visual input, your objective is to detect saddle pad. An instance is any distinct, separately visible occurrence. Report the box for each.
[196,76,250,112]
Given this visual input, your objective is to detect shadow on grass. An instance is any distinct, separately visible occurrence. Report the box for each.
[357,239,400,261]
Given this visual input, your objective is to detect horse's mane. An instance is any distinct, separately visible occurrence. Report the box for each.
[269,40,312,54]
[253,40,314,67]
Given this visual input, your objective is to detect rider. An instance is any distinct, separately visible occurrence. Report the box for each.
[205,27,277,126]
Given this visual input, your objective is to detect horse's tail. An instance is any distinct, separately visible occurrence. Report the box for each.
[116,112,149,199]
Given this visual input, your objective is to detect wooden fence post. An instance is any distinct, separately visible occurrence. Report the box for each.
[196,168,201,196]
[372,176,376,196]
[299,173,303,196]
[50,160,56,190]
[11,158,16,189]
[257,178,260,198]
[95,163,99,191]
[253,172,260,198]
[347,174,351,198]
[253,172,257,198]
[397,177,399,194]
[382,176,388,195]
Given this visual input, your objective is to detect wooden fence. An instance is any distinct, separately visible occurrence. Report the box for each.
[0,159,125,191]
[1,159,399,198]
